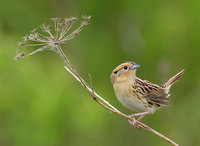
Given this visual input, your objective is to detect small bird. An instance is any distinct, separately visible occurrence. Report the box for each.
[111,62,184,128]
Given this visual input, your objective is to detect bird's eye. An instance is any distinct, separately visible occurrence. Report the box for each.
[123,66,128,70]
[114,71,118,74]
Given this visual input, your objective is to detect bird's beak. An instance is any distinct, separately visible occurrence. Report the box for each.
[130,63,140,70]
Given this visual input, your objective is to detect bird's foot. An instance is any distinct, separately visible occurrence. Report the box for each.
[128,114,141,129]
[128,111,150,129]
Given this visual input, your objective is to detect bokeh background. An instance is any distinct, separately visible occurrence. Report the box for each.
[0,0,200,145]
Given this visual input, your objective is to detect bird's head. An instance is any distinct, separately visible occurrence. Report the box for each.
[110,62,140,84]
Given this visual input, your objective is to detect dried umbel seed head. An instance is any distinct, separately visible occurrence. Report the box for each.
[50,17,59,22]
[82,22,88,27]
[17,42,24,46]
[64,18,70,23]
[14,52,25,60]
[82,15,91,21]
[70,17,77,22]
[15,16,91,60]
[31,29,37,33]
[23,35,29,41]
[74,31,79,36]
[41,24,50,32]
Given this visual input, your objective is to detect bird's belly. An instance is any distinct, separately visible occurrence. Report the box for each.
[116,94,149,112]
[113,83,156,113]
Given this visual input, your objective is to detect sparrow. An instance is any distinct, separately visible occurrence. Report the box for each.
[111,62,184,128]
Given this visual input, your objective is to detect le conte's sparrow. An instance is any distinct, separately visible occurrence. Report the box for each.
[111,62,184,128]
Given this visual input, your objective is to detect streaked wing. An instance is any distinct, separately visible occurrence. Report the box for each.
[134,78,170,106]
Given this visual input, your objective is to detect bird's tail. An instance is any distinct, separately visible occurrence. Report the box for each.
[162,69,184,91]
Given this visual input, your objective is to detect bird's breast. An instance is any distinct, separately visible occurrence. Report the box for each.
[113,82,155,113]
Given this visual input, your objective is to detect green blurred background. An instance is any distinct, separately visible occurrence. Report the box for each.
[0,0,200,145]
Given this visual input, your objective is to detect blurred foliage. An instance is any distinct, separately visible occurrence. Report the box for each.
[0,0,200,145]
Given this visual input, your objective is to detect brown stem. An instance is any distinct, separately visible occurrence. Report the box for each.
[57,44,179,146]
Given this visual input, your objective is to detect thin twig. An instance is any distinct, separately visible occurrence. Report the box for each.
[57,44,179,146]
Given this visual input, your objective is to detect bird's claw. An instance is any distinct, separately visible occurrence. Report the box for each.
[128,115,141,130]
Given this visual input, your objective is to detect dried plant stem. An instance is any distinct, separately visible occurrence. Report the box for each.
[56,44,179,146]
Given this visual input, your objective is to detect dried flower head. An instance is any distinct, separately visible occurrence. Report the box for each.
[15,16,91,60]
